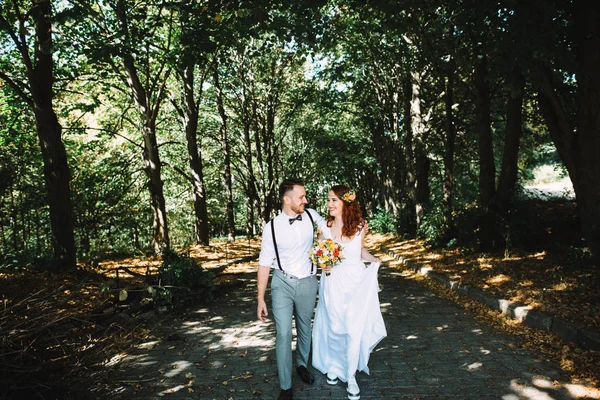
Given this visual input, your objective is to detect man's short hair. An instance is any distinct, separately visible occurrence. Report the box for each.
[279,178,305,202]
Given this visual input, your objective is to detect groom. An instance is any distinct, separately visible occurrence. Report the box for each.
[256,178,325,400]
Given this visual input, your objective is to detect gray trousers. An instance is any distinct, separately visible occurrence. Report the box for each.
[271,269,318,390]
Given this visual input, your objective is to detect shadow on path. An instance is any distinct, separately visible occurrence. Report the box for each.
[100,264,590,399]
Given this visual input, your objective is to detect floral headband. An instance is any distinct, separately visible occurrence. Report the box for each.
[340,190,356,203]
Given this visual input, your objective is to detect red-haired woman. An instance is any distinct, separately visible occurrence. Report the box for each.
[311,185,387,400]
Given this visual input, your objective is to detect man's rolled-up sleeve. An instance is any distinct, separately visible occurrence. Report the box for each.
[258,221,276,268]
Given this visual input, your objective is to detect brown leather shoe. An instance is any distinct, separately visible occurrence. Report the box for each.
[296,365,315,384]
[278,388,293,400]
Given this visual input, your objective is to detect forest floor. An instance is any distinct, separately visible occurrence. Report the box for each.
[1,199,599,398]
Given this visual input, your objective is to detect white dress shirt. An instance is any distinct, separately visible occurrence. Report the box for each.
[259,208,326,279]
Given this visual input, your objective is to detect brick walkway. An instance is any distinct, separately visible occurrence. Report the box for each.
[103,263,585,399]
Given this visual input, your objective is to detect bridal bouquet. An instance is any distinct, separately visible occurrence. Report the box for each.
[309,239,344,276]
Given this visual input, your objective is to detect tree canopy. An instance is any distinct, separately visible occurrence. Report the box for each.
[1,0,598,266]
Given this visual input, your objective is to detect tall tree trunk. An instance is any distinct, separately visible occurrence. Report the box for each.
[243,117,259,236]
[402,77,417,236]
[387,89,403,218]
[443,78,456,234]
[369,116,399,216]
[393,136,406,226]
[9,182,18,252]
[31,1,76,268]
[573,0,600,256]
[474,54,497,249]
[213,64,235,241]
[443,27,457,236]
[494,69,525,215]
[117,0,170,254]
[410,71,429,231]
[182,62,210,245]
[35,207,41,254]
[538,1,600,257]
[264,94,277,221]
[369,71,403,217]
[475,55,496,208]
[251,97,271,223]
[415,147,430,228]
[141,119,170,253]
[537,68,578,190]
[236,55,260,235]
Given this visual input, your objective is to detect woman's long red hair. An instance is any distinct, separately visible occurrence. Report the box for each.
[326,185,364,238]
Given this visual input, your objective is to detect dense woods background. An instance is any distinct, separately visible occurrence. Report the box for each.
[1,0,599,269]
[3,1,600,397]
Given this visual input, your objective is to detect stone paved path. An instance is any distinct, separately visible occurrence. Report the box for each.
[103,264,584,399]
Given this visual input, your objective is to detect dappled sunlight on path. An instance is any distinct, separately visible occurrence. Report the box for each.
[101,251,599,399]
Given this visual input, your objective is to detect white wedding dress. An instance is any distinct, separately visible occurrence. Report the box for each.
[311,225,387,382]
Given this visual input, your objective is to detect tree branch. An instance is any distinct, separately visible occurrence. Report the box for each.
[164,162,192,182]
[151,68,172,122]
[0,70,32,106]
[0,12,32,72]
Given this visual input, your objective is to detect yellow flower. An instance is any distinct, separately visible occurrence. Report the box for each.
[341,190,356,203]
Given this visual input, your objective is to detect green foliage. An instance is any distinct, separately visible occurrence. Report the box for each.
[0,251,64,272]
[149,286,174,310]
[450,207,488,249]
[0,0,588,261]
[417,205,448,247]
[565,245,592,262]
[155,248,215,308]
[68,137,152,258]
[0,88,52,261]
[367,208,397,235]
[0,253,26,271]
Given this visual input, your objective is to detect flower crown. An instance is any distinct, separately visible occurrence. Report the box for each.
[340,190,356,203]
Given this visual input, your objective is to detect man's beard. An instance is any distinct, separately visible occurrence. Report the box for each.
[291,203,305,214]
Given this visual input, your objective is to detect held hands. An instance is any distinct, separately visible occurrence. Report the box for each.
[321,264,333,275]
[257,299,269,322]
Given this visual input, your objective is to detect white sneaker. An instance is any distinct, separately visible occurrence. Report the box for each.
[326,372,338,385]
[347,375,360,400]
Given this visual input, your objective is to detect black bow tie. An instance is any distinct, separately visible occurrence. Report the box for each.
[289,214,302,225]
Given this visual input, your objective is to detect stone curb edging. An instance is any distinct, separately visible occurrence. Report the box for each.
[379,245,600,352]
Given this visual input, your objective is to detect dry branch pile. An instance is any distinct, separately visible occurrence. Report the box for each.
[0,267,156,398]
[0,241,260,398]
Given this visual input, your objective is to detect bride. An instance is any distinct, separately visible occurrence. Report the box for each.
[312,185,387,400]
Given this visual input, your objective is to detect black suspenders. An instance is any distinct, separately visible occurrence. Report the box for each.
[271,218,283,271]
[306,210,315,274]
[271,210,316,274]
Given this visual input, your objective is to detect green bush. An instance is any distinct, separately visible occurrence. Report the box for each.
[367,208,397,234]
[565,245,591,261]
[149,286,174,309]
[417,206,448,247]
[0,252,57,271]
[155,248,215,308]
